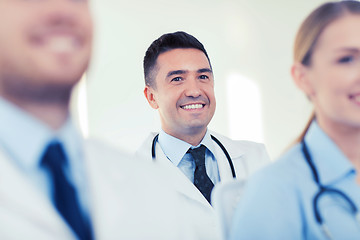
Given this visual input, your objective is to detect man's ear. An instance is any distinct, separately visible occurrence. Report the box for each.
[144,86,159,109]
[291,62,315,99]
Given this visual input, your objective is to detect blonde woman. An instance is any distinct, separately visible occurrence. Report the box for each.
[230,1,360,239]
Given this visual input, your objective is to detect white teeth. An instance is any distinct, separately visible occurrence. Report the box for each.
[182,104,203,110]
[47,37,77,53]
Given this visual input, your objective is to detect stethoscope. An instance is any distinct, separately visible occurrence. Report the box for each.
[151,133,236,178]
[301,139,360,239]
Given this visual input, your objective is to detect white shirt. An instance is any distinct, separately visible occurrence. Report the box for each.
[0,97,91,219]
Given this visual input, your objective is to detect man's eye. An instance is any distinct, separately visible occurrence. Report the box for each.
[338,56,354,64]
[199,75,209,79]
[171,77,182,82]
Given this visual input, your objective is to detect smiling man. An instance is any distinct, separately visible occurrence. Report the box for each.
[136,31,271,238]
[0,2,200,240]
[0,1,94,239]
[147,47,216,146]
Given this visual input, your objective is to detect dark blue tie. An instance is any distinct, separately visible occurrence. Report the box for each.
[40,142,93,240]
[188,145,214,204]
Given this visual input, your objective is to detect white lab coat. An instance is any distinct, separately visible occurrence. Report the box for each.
[0,139,197,240]
[135,131,271,239]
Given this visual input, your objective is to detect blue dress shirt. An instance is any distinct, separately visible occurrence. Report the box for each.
[0,97,91,220]
[158,129,220,185]
[230,121,360,240]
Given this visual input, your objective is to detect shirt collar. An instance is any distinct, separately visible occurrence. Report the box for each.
[158,129,216,166]
[0,97,82,171]
[57,119,83,170]
[199,130,216,157]
[304,120,355,185]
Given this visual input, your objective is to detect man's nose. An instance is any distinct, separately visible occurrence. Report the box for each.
[184,78,202,98]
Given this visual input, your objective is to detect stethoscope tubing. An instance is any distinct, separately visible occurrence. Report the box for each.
[151,133,236,178]
[301,139,359,239]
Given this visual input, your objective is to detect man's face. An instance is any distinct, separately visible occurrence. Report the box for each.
[145,48,216,140]
[0,0,93,101]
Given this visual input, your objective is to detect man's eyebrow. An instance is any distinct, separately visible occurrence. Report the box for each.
[166,70,187,78]
[198,68,212,74]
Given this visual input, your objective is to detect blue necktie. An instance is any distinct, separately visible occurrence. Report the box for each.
[188,145,214,204]
[40,142,93,240]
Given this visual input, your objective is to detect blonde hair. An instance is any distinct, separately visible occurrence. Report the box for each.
[294,0,360,66]
[293,0,360,143]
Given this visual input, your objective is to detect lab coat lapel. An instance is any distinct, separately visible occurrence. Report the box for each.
[154,143,212,209]
[214,143,236,182]
[0,148,74,239]
[83,140,205,240]
[210,132,247,182]
[82,141,119,239]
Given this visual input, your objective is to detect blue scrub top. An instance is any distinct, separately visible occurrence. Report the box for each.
[230,121,360,240]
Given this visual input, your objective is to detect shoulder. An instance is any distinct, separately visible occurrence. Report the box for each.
[84,138,132,164]
[209,131,271,174]
[83,139,200,239]
[210,130,267,154]
[83,138,139,182]
[229,145,307,239]
[84,137,161,176]
[248,143,308,192]
[84,136,192,188]
[134,132,159,160]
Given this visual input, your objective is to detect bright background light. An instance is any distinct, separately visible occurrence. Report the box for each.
[71,75,89,138]
[226,73,264,143]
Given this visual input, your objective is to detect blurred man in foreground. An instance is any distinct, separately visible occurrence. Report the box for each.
[0,1,197,239]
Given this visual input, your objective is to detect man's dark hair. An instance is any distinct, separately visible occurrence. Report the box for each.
[143,31,212,88]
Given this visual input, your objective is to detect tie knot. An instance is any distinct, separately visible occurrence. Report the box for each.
[40,141,67,169]
[187,145,207,167]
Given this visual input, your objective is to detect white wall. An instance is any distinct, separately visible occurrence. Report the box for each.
[78,0,327,159]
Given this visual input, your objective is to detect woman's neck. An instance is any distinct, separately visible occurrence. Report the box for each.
[317,116,360,184]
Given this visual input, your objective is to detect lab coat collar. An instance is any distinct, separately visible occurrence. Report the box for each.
[158,129,216,167]
[0,97,53,171]
[151,139,213,208]
[304,121,355,186]
[0,97,82,174]
[208,130,245,159]
[0,147,75,238]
